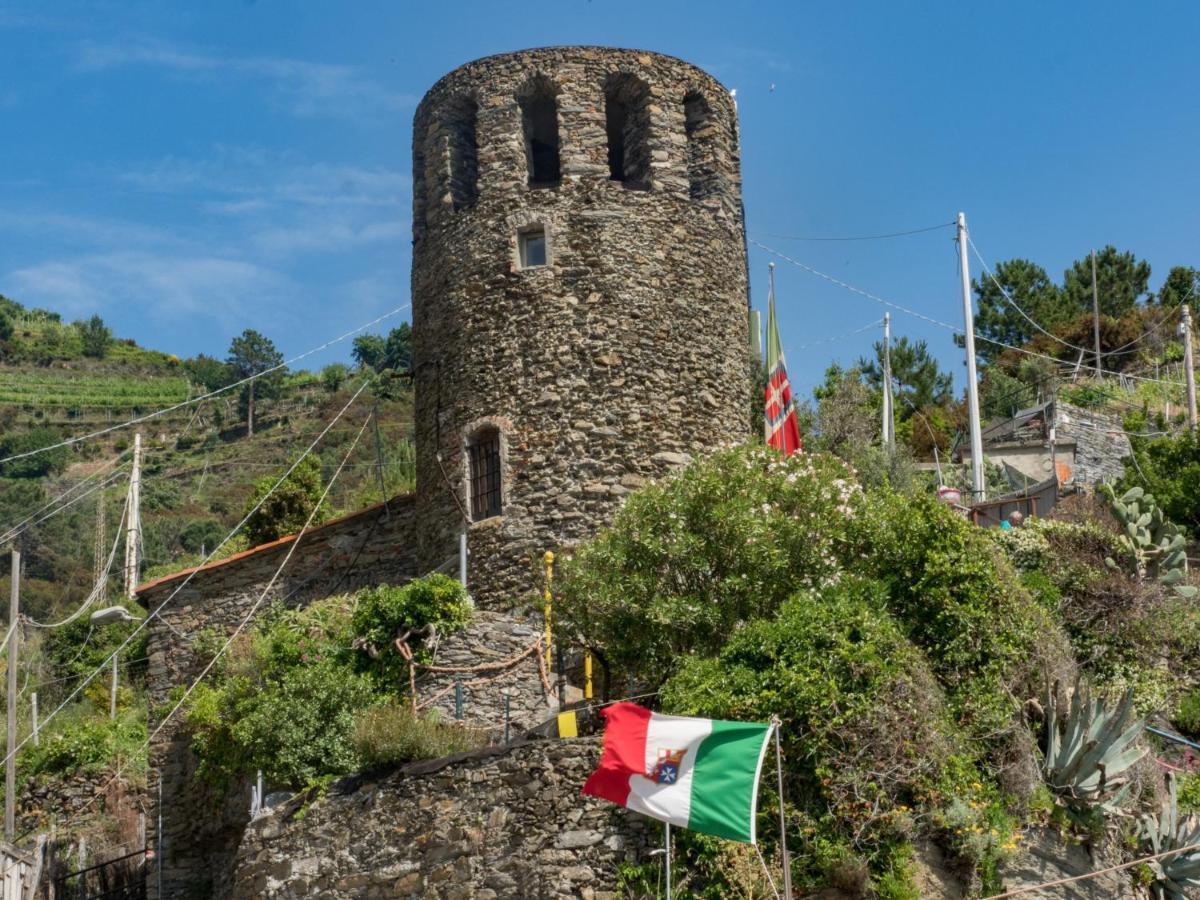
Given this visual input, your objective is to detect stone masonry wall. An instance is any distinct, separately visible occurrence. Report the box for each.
[139,496,419,900]
[232,737,653,899]
[412,47,752,607]
[1057,401,1132,487]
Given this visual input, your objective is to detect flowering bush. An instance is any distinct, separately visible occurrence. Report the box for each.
[555,446,862,683]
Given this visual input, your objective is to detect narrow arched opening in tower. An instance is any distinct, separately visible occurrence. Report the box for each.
[443,94,479,209]
[604,73,651,190]
[518,75,561,188]
[683,90,723,201]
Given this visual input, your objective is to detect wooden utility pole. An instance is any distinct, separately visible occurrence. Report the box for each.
[957,213,986,501]
[1183,305,1197,435]
[881,313,894,450]
[6,549,19,841]
[123,433,142,601]
[1091,250,1102,376]
[93,490,106,602]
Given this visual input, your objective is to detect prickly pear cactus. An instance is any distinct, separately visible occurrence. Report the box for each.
[1100,484,1197,599]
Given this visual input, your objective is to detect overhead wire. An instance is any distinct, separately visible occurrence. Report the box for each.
[63,401,375,827]
[0,378,374,771]
[22,495,128,630]
[0,469,128,546]
[0,447,130,542]
[753,238,1187,387]
[0,302,412,468]
[755,220,955,242]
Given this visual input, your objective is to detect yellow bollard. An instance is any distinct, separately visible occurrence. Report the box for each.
[543,551,554,672]
[584,651,593,699]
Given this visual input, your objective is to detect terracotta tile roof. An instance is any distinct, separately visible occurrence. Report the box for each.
[134,493,412,596]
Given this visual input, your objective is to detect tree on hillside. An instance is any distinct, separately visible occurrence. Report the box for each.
[228,329,284,436]
[857,336,953,416]
[184,354,235,392]
[352,324,411,375]
[243,455,329,546]
[76,315,112,359]
[1062,246,1151,318]
[968,259,1063,363]
[1154,266,1200,306]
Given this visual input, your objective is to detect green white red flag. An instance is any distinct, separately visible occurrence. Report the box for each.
[764,277,803,455]
[582,702,773,843]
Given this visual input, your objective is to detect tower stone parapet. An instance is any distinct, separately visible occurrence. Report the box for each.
[411,46,752,604]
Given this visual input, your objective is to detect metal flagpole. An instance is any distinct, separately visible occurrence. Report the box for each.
[664,822,672,900]
[773,718,793,900]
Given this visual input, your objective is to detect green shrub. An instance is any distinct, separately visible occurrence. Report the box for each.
[1119,432,1200,535]
[243,455,329,546]
[351,575,472,684]
[557,445,862,684]
[1174,690,1200,739]
[0,427,70,478]
[353,702,484,768]
[24,706,146,778]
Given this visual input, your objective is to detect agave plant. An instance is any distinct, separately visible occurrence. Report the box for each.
[1100,484,1198,599]
[1041,678,1145,811]
[1141,774,1200,899]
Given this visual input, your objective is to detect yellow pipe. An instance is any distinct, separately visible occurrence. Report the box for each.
[584,651,593,700]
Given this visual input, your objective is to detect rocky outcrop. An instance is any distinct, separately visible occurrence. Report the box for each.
[232,738,652,899]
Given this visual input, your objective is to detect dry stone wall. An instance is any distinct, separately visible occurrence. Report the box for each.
[231,737,653,899]
[139,497,419,900]
[411,47,752,607]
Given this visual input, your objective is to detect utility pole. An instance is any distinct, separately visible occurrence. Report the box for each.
[1183,305,1197,435]
[124,433,142,601]
[957,213,986,502]
[93,490,106,602]
[6,550,19,841]
[881,313,894,450]
[1091,250,1102,376]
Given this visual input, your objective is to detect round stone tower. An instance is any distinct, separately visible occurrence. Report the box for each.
[411,47,751,604]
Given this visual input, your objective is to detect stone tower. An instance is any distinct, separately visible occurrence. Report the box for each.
[411,47,751,604]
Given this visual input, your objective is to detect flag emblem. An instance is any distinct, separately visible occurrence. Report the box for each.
[651,748,686,785]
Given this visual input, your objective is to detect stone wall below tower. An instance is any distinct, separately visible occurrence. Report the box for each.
[231,738,654,899]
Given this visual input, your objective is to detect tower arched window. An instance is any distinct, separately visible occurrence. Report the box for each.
[518,76,561,187]
[684,90,722,200]
[467,426,503,521]
[443,94,479,209]
[605,74,651,189]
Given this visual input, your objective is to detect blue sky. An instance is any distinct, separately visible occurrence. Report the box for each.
[1,1,1198,397]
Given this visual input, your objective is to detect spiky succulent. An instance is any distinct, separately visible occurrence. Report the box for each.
[1100,484,1197,599]
[1041,678,1145,811]
[1141,774,1200,900]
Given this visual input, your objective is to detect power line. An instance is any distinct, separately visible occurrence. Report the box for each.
[794,319,883,351]
[0,378,373,771]
[754,238,1187,388]
[0,448,130,541]
[22,495,128,630]
[966,236,1094,357]
[755,220,955,242]
[63,403,375,829]
[0,469,128,546]
[0,303,411,468]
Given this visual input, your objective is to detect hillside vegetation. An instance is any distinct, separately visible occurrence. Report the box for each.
[0,291,415,856]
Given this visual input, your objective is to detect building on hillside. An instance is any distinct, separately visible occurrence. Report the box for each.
[141,46,752,899]
[960,398,1132,491]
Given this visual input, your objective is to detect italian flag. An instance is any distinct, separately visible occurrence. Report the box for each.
[582,702,773,843]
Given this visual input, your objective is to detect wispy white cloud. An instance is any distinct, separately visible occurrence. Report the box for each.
[74,38,416,120]
[7,252,290,325]
[253,217,406,257]
[118,149,410,209]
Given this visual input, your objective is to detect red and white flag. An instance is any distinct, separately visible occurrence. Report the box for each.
[764,276,803,455]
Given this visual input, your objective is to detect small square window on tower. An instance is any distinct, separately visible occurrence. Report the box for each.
[518,227,547,268]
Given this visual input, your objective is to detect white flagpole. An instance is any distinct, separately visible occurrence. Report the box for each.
[665,822,672,899]
[772,718,793,900]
